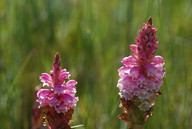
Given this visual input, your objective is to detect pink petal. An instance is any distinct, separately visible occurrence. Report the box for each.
[53,84,65,95]
[37,89,52,99]
[130,66,140,80]
[151,56,165,66]
[65,80,77,88]
[145,64,164,79]
[62,94,78,107]
[136,74,147,88]
[59,69,71,84]
[117,79,124,90]
[40,73,53,87]
[62,94,74,102]
[121,56,137,66]
[121,76,136,88]
[118,66,132,78]
[37,89,52,106]
[36,98,49,107]
[121,89,133,100]
[48,97,61,107]
[64,89,76,96]
[129,45,138,57]
[72,97,79,107]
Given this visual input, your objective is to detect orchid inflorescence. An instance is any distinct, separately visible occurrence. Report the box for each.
[117,18,165,128]
[36,52,78,129]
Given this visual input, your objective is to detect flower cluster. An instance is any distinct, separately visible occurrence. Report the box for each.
[37,52,78,114]
[117,18,165,111]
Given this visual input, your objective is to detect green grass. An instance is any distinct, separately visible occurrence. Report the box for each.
[0,0,192,128]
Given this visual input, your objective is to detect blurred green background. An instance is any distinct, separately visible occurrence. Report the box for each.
[0,0,192,128]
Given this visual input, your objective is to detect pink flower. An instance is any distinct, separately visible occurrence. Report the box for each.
[37,52,78,114]
[117,18,165,111]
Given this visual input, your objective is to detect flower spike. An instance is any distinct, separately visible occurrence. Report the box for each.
[147,17,152,25]
[117,18,165,128]
[37,52,78,129]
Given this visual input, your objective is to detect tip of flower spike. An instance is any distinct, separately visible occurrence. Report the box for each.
[147,17,152,25]
[54,52,60,65]
[53,52,61,71]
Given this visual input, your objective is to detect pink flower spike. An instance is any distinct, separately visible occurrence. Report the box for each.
[117,18,165,128]
[36,52,78,129]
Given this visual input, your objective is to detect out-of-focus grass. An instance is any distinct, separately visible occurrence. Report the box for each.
[0,0,192,128]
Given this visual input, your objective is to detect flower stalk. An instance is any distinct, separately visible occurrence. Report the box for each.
[117,18,165,128]
[36,52,78,129]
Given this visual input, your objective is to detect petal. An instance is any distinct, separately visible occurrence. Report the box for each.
[136,74,147,88]
[129,45,138,57]
[151,56,165,66]
[65,80,77,88]
[64,89,76,96]
[145,64,164,79]
[130,66,140,80]
[37,98,49,107]
[72,97,79,106]
[59,69,71,84]
[53,84,65,95]
[121,89,133,100]
[37,89,52,106]
[48,97,61,107]
[151,56,165,71]
[118,66,131,78]
[37,89,52,99]
[62,94,78,107]
[117,79,124,89]
[120,76,136,88]
[40,73,53,87]
[63,94,74,102]
[121,56,137,66]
